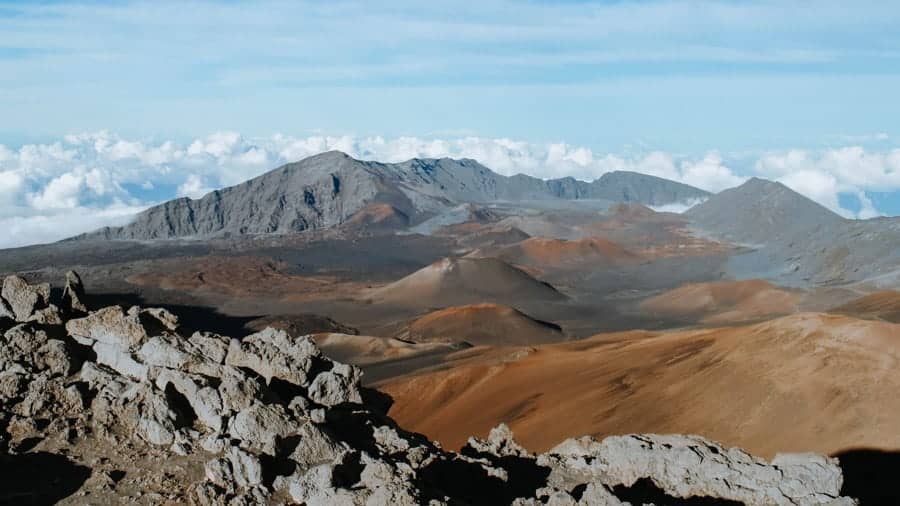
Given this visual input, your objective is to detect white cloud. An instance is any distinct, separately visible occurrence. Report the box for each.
[27,172,84,209]
[0,170,24,204]
[649,197,709,214]
[0,204,147,249]
[755,147,900,218]
[678,152,747,193]
[177,174,213,199]
[0,130,898,248]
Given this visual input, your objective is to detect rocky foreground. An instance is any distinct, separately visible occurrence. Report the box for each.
[0,273,856,505]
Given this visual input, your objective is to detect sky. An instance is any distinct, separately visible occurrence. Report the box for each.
[1,0,900,248]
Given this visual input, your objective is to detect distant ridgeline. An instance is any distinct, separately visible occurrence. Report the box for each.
[74,151,709,241]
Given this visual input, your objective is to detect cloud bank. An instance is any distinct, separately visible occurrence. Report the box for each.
[0,131,898,248]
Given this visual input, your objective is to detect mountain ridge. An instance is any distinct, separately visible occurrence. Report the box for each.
[685,176,845,246]
[75,150,710,241]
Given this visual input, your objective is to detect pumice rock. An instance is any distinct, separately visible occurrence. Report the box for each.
[0,272,858,504]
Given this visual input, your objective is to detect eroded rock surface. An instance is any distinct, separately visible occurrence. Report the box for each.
[0,273,858,504]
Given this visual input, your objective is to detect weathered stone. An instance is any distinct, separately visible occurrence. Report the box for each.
[205,446,263,493]
[132,306,180,333]
[2,275,50,322]
[0,297,14,321]
[16,373,84,417]
[3,324,49,360]
[205,447,263,492]
[118,383,182,446]
[464,423,530,458]
[288,423,348,472]
[66,306,152,350]
[225,446,264,489]
[306,362,362,407]
[227,402,297,454]
[94,341,149,381]
[26,304,64,325]
[35,338,77,376]
[281,459,365,506]
[62,270,89,313]
[358,455,421,506]
[0,368,29,402]
[373,425,412,455]
[217,366,263,414]
[543,434,849,506]
[138,333,228,378]
[155,369,224,431]
[224,328,320,386]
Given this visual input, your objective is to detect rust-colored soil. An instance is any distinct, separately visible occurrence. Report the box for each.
[403,303,565,346]
[378,313,900,458]
[640,279,800,324]
[830,290,900,323]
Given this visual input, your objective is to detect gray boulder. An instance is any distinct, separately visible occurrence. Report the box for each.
[66,305,178,350]
[225,328,320,386]
[1,275,50,322]
[542,433,851,506]
[306,362,362,407]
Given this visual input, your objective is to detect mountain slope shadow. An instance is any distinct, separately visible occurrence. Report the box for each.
[0,452,90,505]
[834,448,900,504]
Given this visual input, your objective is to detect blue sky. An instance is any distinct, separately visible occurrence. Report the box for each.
[1,1,900,246]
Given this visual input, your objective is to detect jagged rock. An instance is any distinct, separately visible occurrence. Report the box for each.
[66,306,150,349]
[155,369,224,431]
[62,270,89,313]
[134,306,180,332]
[542,434,851,506]
[118,383,183,446]
[358,455,422,505]
[464,423,530,458]
[1,275,50,322]
[279,453,366,505]
[34,337,77,376]
[205,446,264,492]
[373,425,413,455]
[217,367,264,413]
[26,304,64,325]
[16,372,84,418]
[0,368,28,402]
[0,297,14,321]
[225,328,320,386]
[2,325,76,377]
[94,341,149,380]
[513,484,625,506]
[138,333,228,378]
[227,402,298,455]
[307,362,363,407]
[288,423,348,472]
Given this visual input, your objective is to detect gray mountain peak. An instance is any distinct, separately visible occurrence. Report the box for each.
[79,151,710,241]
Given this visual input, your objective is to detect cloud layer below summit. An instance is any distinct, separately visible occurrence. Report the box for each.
[1,131,899,248]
